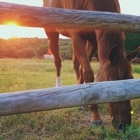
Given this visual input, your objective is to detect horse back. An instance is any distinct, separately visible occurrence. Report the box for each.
[43,0,89,10]
[43,0,120,12]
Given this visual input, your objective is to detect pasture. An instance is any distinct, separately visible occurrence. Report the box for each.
[0,58,140,140]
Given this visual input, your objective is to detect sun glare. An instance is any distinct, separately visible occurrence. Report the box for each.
[0,22,22,39]
[4,22,19,27]
[0,22,47,39]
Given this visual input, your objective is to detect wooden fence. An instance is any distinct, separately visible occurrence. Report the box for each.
[0,2,140,32]
[0,79,140,116]
[0,2,140,116]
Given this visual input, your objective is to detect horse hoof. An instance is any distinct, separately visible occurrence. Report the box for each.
[90,120,104,128]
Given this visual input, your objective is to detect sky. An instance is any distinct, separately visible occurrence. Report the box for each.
[0,0,140,39]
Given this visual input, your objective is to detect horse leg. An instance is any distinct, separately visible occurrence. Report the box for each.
[71,33,102,126]
[73,52,81,82]
[74,35,98,83]
[88,104,103,127]
[45,29,62,86]
[71,32,94,84]
[73,52,86,110]
[86,39,103,127]
[72,41,94,84]
[72,33,102,126]
[78,40,98,84]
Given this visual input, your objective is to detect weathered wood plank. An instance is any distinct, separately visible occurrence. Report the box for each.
[0,78,140,116]
[0,2,140,32]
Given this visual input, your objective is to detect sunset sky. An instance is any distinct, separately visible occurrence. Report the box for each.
[0,0,140,39]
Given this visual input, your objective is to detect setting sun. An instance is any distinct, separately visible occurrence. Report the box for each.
[4,22,19,27]
[0,22,46,39]
[1,22,21,39]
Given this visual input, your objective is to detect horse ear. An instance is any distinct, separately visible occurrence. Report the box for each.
[109,45,118,64]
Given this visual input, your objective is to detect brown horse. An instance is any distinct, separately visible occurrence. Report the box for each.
[43,0,135,130]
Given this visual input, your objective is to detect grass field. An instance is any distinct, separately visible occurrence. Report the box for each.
[0,58,140,140]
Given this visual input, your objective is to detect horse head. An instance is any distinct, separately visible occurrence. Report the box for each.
[96,45,135,130]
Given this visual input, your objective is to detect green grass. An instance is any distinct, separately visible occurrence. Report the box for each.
[0,58,140,140]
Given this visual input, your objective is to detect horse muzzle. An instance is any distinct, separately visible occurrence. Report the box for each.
[112,120,131,131]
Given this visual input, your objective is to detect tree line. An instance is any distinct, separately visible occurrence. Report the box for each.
[0,32,140,60]
[0,37,72,59]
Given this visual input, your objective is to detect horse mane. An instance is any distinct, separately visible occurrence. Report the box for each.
[117,53,132,79]
[105,31,132,79]
[89,0,132,79]
[85,0,125,51]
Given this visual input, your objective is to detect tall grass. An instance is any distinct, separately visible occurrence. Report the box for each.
[0,58,140,140]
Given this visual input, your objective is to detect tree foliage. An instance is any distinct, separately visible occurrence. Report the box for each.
[0,37,73,59]
[0,33,140,59]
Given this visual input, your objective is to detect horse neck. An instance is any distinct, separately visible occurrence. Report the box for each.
[96,30,125,68]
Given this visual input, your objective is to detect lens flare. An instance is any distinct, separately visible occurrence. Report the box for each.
[1,22,20,39]
[4,22,19,27]
[130,111,134,115]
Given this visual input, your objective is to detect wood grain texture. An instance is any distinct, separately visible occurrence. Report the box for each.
[0,2,140,32]
[0,78,140,116]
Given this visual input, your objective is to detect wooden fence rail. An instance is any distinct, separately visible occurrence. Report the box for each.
[0,2,140,32]
[0,78,140,116]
